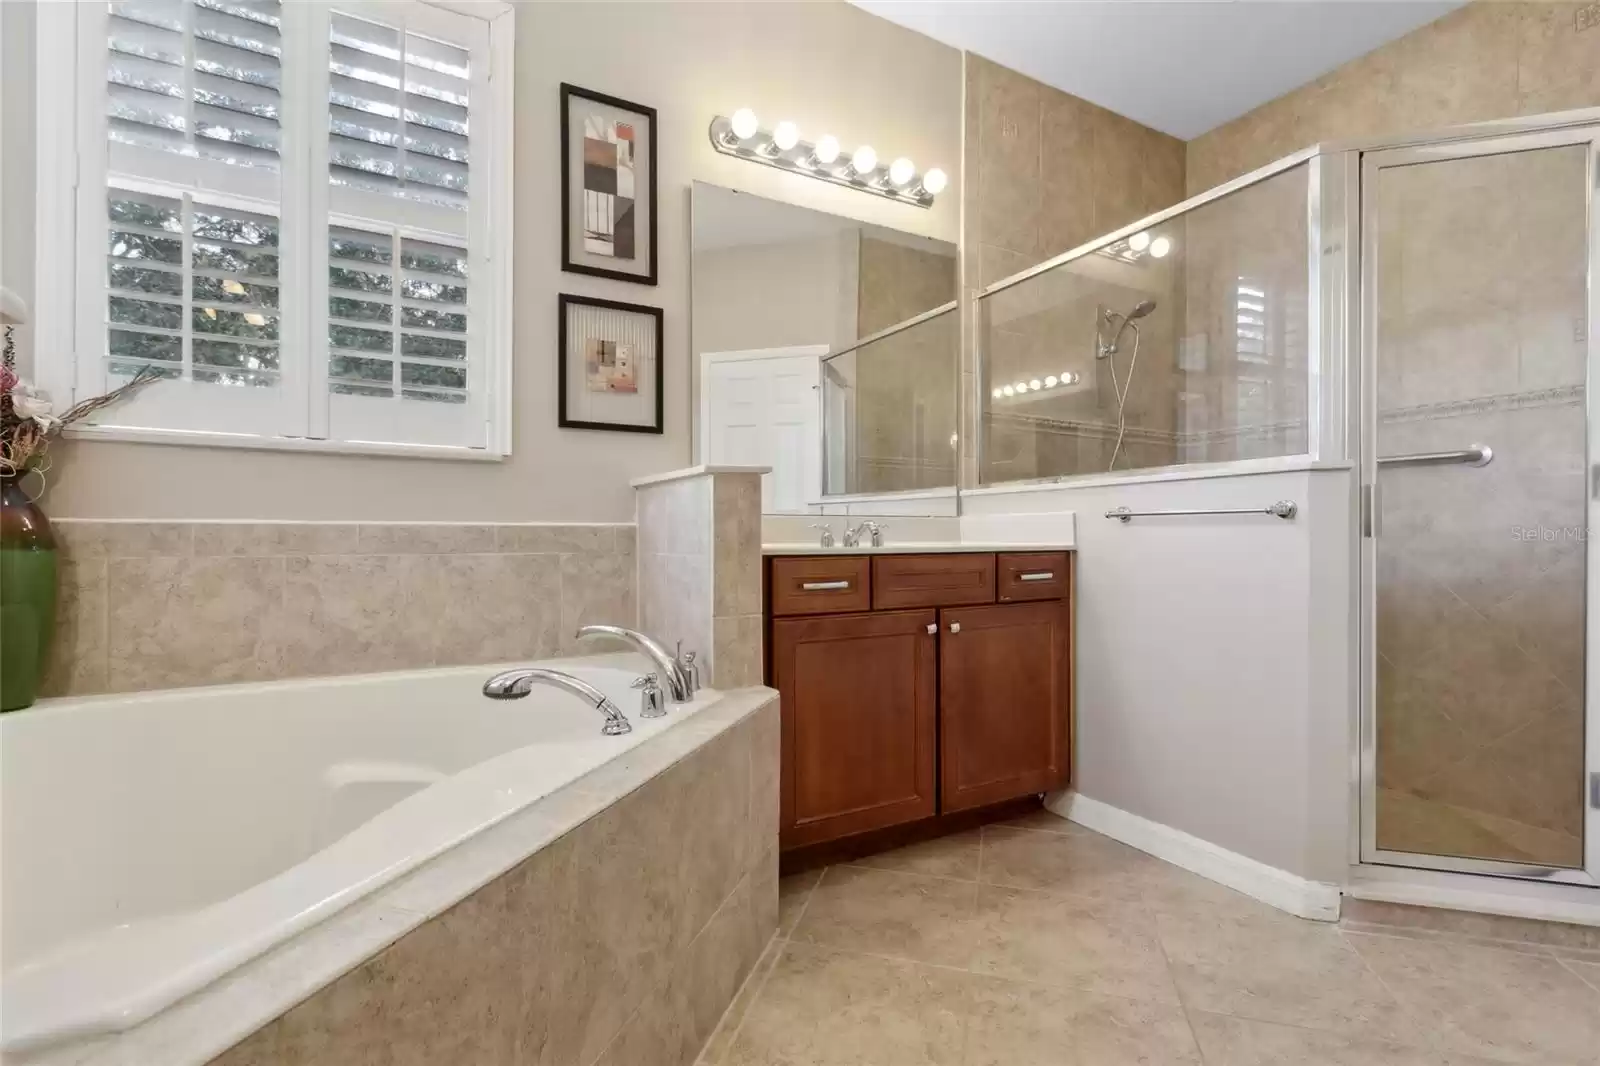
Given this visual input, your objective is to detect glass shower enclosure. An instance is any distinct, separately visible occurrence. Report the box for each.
[972,110,1600,887]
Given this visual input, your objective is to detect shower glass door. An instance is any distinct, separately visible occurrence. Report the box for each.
[1361,126,1599,882]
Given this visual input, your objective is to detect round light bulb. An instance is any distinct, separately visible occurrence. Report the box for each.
[992,387,1003,399]
[771,121,799,152]
[812,134,841,165]
[1002,384,1015,397]
[921,168,948,195]
[1128,230,1151,252]
[1149,235,1172,258]
[1014,381,1029,393]
[1062,371,1078,385]
[1029,379,1042,390]
[888,157,916,187]
[1045,375,1058,388]
[851,145,877,174]
[730,108,759,141]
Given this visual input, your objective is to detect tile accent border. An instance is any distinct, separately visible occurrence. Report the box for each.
[40,521,637,698]
[1048,791,1343,921]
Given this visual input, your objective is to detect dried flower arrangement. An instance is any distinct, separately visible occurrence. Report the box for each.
[1,315,159,483]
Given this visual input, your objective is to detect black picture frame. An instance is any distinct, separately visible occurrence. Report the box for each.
[557,293,665,434]
[560,83,659,286]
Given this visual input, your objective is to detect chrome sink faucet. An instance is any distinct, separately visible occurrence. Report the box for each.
[481,667,631,736]
[842,521,885,548]
[575,624,695,703]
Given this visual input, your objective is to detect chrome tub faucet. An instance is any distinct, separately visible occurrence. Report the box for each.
[481,667,632,736]
[575,624,696,703]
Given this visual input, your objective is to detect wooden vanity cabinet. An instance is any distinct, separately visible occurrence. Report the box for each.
[766,551,1072,853]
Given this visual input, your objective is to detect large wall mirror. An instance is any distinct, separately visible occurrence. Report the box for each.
[690,183,959,516]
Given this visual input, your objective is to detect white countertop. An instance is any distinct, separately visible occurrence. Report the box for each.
[762,542,1074,556]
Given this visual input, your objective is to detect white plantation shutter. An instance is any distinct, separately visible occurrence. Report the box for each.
[313,2,489,449]
[86,0,302,437]
[65,0,509,454]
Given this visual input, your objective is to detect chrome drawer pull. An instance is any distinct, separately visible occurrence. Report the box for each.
[801,580,851,591]
[1018,571,1055,582]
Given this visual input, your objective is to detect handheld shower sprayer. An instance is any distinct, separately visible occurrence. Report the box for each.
[1095,298,1157,472]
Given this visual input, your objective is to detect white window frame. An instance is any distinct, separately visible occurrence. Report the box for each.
[33,0,514,461]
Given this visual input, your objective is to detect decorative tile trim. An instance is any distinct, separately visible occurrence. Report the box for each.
[1379,385,1584,425]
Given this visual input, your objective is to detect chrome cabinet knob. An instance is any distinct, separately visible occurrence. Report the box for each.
[925,622,937,635]
[949,622,961,634]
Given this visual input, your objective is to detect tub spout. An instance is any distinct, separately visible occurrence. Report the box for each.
[482,667,631,736]
[574,625,694,703]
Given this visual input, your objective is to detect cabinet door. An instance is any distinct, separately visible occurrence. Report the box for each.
[939,601,1070,813]
[772,609,938,849]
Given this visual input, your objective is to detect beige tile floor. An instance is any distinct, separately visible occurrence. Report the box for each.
[697,810,1600,1066]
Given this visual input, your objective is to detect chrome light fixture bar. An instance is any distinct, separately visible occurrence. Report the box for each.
[708,112,945,209]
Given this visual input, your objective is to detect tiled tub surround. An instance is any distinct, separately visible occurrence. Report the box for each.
[702,812,1600,1066]
[40,521,636,697]
[5,674,778,1066]
[634,468,764,691]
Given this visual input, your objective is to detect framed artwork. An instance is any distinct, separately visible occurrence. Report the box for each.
[558,294,664,433]
[560,83,658,286]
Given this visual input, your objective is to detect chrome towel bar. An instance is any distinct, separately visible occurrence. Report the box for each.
[1375,442,1492,468]
[1106,501,1297,523]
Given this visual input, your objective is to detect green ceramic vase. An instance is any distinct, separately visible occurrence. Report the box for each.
[0,474,58,711]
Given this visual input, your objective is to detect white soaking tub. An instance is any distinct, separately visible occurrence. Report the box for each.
[0,653,721,1056]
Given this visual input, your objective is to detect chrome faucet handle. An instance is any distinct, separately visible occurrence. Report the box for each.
[631,672,666,718]
[810,523,835,548]
[678,647,701,695]
[868,521,886,547]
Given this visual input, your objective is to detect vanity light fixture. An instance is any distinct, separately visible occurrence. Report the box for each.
[991,370,1084,404]
[1098,229,1174,265]
[808,135,842,168]
[708,112,944,208]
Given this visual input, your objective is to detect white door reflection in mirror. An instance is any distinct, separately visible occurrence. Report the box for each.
[699,346,825,513]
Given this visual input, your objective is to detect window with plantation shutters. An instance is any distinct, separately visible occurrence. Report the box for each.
[52,0,512,456]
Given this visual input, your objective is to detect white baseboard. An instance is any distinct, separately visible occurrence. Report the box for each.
[1046,791,1343,922]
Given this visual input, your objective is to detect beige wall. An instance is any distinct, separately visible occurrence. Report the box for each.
[692,233,859,357]
[1187,1,1600,193]
[4,1,960,522]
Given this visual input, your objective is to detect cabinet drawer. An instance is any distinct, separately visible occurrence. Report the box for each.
[872,553,995,610]
[997,552,1069,603]
[770,556,872,616]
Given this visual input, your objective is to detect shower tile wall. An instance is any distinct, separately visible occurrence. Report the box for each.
[1187,1,1600,192]
[852,236,959,492]
[960,53,1187,485]
[1373,146,1588,868]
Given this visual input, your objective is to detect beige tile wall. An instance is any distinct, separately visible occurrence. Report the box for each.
[42,521,636,697]
[961,53,1187,486]
[207,698,780,1066]
[636,471,763,690]
[851,236,960,494]
[1186,2,1600,193]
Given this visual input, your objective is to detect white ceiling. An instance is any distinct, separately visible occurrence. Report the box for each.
[850,0,1463,140]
